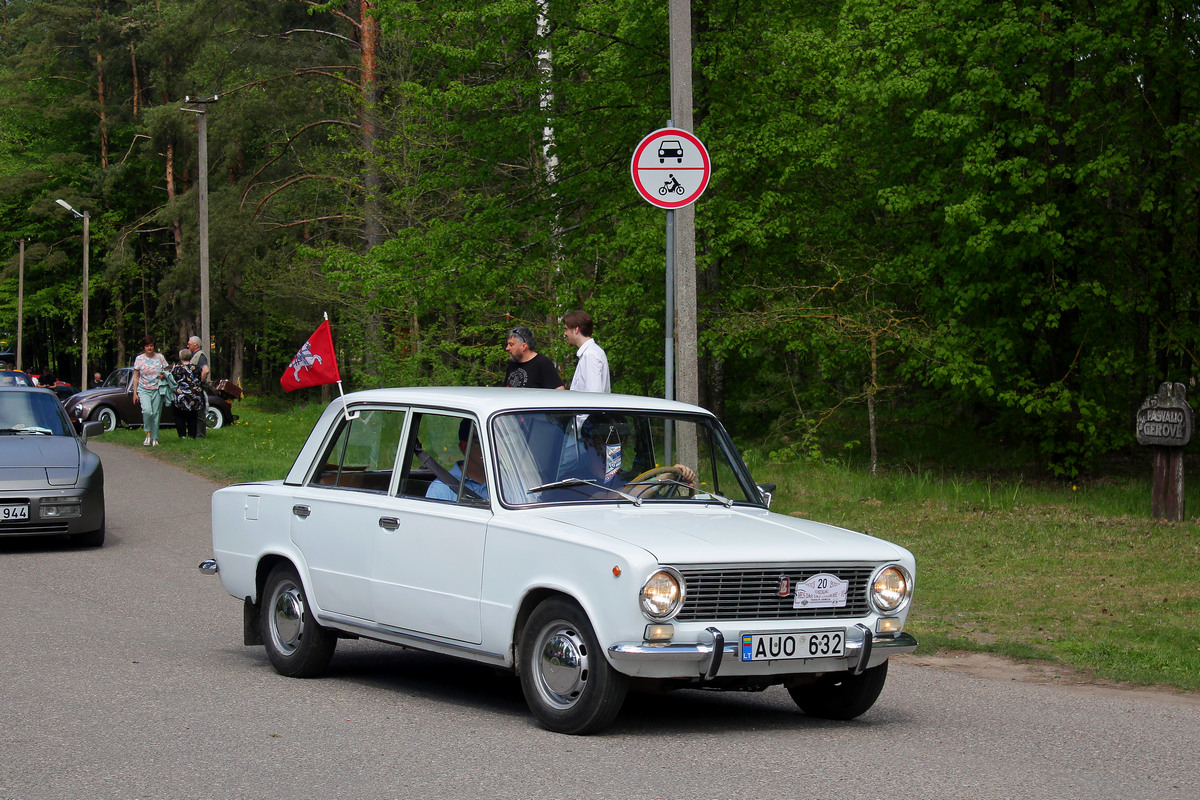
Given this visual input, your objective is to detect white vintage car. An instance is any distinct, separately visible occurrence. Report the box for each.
[202,387,916,734]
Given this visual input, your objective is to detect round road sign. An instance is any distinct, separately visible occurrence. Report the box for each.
[630,127,711,209]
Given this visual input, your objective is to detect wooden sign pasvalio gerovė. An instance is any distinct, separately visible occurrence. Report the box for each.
[1136,382,1194,446]
[1136,382,1192,521]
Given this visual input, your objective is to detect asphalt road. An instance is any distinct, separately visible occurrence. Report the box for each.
[2,441,1198,800]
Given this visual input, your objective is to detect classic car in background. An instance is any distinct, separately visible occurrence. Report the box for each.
[0,386,106,547]
[201,387,917,734]
[63,368,237,432]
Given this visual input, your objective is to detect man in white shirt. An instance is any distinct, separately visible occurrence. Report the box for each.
[563,309,610,392]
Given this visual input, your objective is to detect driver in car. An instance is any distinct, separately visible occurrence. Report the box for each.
[425,419,488,502]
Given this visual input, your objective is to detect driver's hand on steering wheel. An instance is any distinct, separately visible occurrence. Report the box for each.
[671,464,697,484]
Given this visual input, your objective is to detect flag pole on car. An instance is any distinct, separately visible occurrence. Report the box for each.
[280,313,354,420]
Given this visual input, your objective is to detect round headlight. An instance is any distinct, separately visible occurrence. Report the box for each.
[870,566,912,613]
[639,568,684,620]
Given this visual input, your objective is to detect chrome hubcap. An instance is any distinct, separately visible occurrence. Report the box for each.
[535,624,589,708]
[271,584,305,655]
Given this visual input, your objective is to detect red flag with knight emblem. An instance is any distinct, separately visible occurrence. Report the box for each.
[281,320,340,391]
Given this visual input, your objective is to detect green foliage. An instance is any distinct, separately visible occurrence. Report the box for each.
[2,0,1199,475]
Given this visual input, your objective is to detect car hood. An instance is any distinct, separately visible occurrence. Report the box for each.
[533,505,909,565]
[65,386,124,407]
[0,437,82,487]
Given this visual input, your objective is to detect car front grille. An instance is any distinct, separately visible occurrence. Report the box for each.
[0,521,70,534]
[672,564,876,622]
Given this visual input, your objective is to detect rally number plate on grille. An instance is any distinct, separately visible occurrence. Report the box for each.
[0,504,30,521]
[740,629,846,662]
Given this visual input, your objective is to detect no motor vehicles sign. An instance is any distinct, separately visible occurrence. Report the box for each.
[630,128,711,209]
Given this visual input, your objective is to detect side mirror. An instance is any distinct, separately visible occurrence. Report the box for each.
[81,420,105,443]
[757,483,776,509]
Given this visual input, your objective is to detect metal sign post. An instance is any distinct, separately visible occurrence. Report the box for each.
[631,127,710,463]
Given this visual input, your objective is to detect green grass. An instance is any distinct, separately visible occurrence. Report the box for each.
[100,396,325,484]
[113,398,1200,693]
[744,450,1200,692]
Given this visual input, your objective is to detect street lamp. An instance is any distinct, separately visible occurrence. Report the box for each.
[55,199,89,390]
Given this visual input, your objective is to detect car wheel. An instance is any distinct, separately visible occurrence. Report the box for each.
[787,660,889,720]
[260,564,336,678]
[519,597,628,735]
[70,522,105,548]
[92,407,119,432]
[204,406,224,429]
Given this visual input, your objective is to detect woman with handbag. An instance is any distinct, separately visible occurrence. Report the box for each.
[171,349,204,438]
[132,335,170,446]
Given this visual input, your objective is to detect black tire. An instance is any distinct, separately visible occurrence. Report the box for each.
[92,407,119,432]
[260,564,336,678]
[787,660,889,720]
[204,406,224,429]
[70,522,105,548]
[519,597,628,735]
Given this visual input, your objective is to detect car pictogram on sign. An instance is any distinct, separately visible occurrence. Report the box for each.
[657,140,684,163]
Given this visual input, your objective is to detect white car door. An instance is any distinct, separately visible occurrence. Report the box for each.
[291,491,384,621]
[370,411,489,644]
[291,407,407,621]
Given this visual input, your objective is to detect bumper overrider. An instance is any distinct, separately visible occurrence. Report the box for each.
[608,623,917,680]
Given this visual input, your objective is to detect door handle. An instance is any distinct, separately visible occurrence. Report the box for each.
[292,504,311,518]
[378,516,400,531]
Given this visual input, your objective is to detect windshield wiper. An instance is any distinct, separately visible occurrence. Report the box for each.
[626,479,735,507]
[0,427,52,435]
[528,478,643,506]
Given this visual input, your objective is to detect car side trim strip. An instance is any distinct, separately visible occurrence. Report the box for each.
[316,612,506,662]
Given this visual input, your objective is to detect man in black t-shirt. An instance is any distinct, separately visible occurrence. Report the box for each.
[503,326,565,389]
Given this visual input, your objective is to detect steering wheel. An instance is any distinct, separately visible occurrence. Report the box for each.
[628,466,681,484]
[626,466,688,498]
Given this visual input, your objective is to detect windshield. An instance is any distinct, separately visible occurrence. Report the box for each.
[492,410,763,507]
[0,391,75,436]
[103,369,130,388]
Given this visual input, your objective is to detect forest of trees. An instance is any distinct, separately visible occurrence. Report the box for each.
[1,0,1198,476]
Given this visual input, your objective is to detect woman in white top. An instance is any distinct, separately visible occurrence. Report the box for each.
[132,335,170,446]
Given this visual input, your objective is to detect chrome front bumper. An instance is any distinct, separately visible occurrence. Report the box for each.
[608,626,917,679]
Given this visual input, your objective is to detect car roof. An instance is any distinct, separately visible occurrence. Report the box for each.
[286,387,719,487]
[336,386,715,419]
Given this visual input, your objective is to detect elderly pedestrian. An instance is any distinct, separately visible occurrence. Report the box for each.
[171,349,204,438]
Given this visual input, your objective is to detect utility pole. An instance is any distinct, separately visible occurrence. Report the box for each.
[669,0,698,464]
[17,239,24,371]
[183,95,218,372]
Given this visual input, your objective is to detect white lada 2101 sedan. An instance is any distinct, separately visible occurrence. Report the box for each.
[202,387,916,734]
